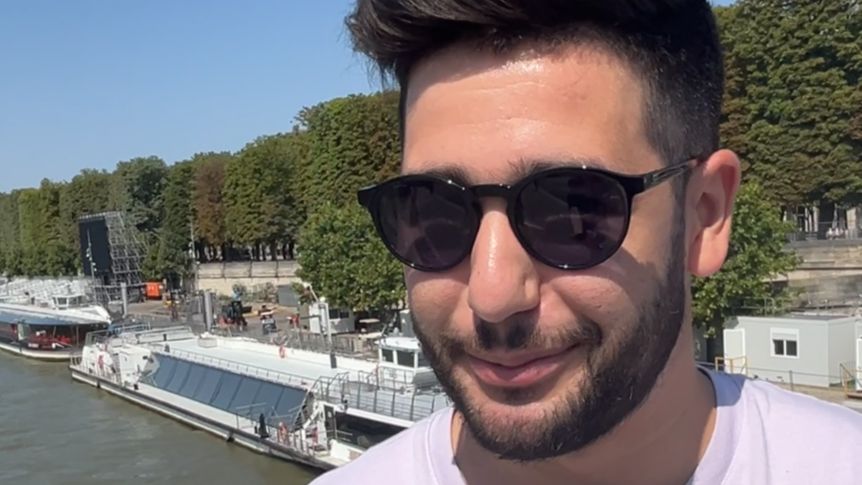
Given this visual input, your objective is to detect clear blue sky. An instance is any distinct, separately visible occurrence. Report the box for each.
[0,0,377,192]
[0,0,735,192]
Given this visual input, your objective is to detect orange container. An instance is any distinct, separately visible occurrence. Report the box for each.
[145,282,162,300]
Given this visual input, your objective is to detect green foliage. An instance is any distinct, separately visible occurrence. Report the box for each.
[716,0,862,207]
[0,192,21,275]
[224,133,304,251]
[297,203,405,313]
[59,169,113,270]
[109,156,168,235]
[193,152,234,249]
[692,182,800,336]
[16,181,77,276]
[109,156,168,276]
[296,92,401,213]
[154,161,196,280]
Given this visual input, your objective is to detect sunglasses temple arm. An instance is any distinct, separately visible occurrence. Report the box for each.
[643,160,696,189]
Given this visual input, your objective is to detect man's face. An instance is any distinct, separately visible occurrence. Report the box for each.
[402,45,688,460]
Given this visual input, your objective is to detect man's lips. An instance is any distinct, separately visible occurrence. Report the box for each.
[466,345,580,389]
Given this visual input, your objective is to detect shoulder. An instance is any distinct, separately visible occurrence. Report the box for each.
[712,371,862,479]
[310,408,453,485]
[715,371,862,431]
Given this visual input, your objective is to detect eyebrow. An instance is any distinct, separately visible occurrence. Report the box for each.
[404,157,608,186]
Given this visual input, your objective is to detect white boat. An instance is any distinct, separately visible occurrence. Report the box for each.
[69,324,451,470]
[0,294,112,361]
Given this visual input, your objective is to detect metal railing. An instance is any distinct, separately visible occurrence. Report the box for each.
[84,322,153,346]
[233,401,323,457]
[839,362,861,395]
[312,373,451,422]
[708,359,861,394]
[160,347,317,390]
[278,330,377,357]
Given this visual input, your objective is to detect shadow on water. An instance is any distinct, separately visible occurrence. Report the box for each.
[0,352,320,485]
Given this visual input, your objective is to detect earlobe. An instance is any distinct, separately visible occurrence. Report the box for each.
[687,150,741,277]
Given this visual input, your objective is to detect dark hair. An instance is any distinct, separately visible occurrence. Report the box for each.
[346,0,724,164]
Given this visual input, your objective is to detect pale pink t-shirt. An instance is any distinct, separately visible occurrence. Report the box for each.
[312,371,862,484]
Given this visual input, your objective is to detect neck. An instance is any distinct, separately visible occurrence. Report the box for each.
[452,323,716,485]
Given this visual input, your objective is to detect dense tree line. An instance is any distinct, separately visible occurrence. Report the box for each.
[0,0,856,318]
[0,92,402,308]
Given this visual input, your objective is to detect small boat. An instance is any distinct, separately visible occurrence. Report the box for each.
[69,323,451,470]
[0,294,111,361]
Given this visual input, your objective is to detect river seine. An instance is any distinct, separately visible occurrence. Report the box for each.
[0,352,320,484]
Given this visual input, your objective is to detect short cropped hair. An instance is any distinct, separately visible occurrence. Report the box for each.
[346,0,724,165]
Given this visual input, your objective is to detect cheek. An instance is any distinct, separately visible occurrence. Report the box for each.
[407,269,467,332]
[545,271,642,340]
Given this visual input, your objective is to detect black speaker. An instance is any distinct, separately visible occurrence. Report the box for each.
[79,216,112,283]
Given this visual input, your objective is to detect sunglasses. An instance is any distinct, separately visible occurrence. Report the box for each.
[358,159,699,272]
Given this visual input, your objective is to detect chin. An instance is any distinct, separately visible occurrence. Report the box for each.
[451,365,590,457]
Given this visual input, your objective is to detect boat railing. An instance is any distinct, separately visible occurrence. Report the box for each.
[161,347,317,390]
[130,326,195,345]
[311,372,451,422]
[232,401,322,456]
[233,401,276,432]
[84,322,153,346]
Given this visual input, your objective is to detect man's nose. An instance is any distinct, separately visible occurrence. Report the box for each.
[467,200,541,323]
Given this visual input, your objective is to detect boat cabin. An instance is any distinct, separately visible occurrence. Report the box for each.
[378,336,430,370]
[53,294,88,310]
[375,336,439,390]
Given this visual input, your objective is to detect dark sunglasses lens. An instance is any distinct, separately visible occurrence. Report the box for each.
[375,179,477,270]
[515,171,628,268]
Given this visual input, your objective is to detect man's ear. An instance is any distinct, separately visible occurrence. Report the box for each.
[686,149,741,277]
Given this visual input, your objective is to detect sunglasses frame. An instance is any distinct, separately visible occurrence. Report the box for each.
[358,158,700,272]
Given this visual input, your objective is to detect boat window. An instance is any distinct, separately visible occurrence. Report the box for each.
[166,360,191,393]
[273,387,306,422]
[328,308,351,319]
[56,297,67,306]
[152,357,177,389]
[252,382,284,413]
[210,372,242,411]
[417,352,430,368]
[334,413,406,450]
[381,348,394,363]
[228,377,263,411]
[193,367,224,404]
[396,350,414,368]
[179,363,206,399]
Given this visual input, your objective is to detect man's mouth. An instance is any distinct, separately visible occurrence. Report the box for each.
[466,344,580,389]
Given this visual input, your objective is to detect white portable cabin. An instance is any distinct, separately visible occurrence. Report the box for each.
[723,314,858,387]
[302,299,355,335]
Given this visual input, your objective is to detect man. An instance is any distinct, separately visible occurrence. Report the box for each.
[313,1,862,484]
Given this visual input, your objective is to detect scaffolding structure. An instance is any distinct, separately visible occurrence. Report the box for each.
[79,211,145,304]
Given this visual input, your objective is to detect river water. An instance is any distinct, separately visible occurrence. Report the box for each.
[0,351,320,485]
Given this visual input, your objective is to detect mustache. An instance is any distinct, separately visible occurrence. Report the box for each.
[430,315,603,356]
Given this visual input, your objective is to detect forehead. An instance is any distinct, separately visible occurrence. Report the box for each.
[402,44,659,184]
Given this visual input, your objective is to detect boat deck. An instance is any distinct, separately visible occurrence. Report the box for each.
[157,337,452,424]
[162,337,366,385]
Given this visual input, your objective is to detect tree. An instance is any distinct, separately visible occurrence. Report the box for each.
[716,1,862,217]
[109,156,168,234]
[155,161,196,284]
[59,169,114,271]
[295,92,401,213]
[0,191,24,276]
[192,152,234,260]
[297,203,405,313]
[16,180,77,276]
[109,156,168,275]
[692,181,800,357]
[224,133,304,260]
